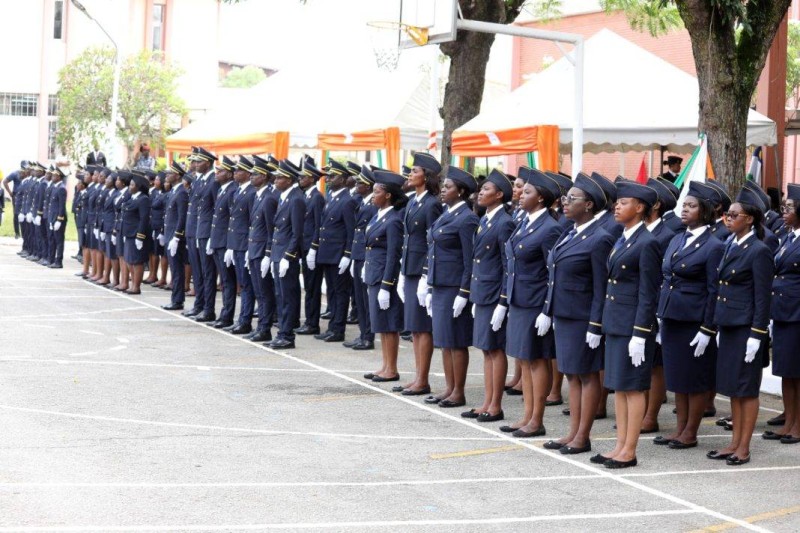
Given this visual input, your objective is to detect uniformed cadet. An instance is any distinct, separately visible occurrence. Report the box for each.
[30,163,49,263]
[45,167,67,268]
[294,159,326,336]
[705,180,733,242]
[192,147,220,324]
[161,162,189,309]
[4,160,28,239]
[543,173,613,455]
[71,173,88,273]
[121,172,152,294]
[15,164,34,257]
[97,171,120,286]
[346,164,378,351]
[309,159,357,343]
[209,155,238,329]
[146,171,168,286]
[225,156,257,335]
[656,181,724,451]
[657,177,684,232]
[461,169,515,422]
[84,167,102,277]
[112,173,132,291]
[346,160,364,326]
[362,170,407,381]
[768,183,800,444]
[708,187,772,466]
[259,155,283,330]
[661,155,683,183]
[598,181,661,469]
[38,166,55,266]
[640,177,677,434]
[182,147,205,317]
[71,166,83,259]
[244,156,276,342]
[500,168,562,435]
[267,159,306,349]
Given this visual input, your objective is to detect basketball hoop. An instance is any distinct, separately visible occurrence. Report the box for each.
[367,21,429,72]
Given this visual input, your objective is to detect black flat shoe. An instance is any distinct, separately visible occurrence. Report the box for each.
[423,396,441,404]
[767,414,786,426]
[762,431,787,441]
[702,408,717,418]
[391,385,404,392]
[560,441,591,455]
[726,454,751,466]
[780,435,800,444]
[363,373,376,380]
[461,409,481,419]
[543,440,565,450]
[230,324,252,335]
[545,399,564,406]
[505,388,523,396]
[214,321,234,329]
[590,454,612,464]
[313,331,333,341]
[668,440,698,449]
[604,457,637,469]
[352,340,375,350]
[323,333,345,342]
[439,399,466,408]
[653,436,673,446]
[344,339,361,348]
[294,325,320,335]
[562,408,571,416]
[640,425,659,434]
[268,339,295,349]
[499,425,520,433]
[477,411,504,423]
[371,374,400,383]
[715,416,732,427]
[512,427,546,438]
[401,387,431,396]
[247,331,272,343]
[161,303,184,311]
[706,450,733,460]
[721,420,733,431]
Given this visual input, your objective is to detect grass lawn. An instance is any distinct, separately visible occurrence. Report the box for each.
[1,199,78,242]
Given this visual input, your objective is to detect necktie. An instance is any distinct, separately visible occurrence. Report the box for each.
[479,216,489,233]
[557,228,577,248]
[723,239,737,261]
[678,231,690,251]
[610,236,626,258]
[778,233,796,258]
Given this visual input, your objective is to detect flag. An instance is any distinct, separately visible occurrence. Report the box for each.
[427,131,437,150]
[635,155,647,184]
[746,146,762,183]
[673,135,709,216]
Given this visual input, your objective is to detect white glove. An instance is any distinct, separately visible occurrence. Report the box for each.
[25,212,32,223]
[745,337,761,363]
[378,288,391,310]
[135,238,143,251]
[111,234,117,246]
[18,214,24,222]
[629,336,646,367]
[416,275,428,307]
[223,249,234,267]
[350,260,355,278]
[93,228,98,238]
[49,223,53,231]
[452,295,468,318]
[471,305,476,318]
[586,332,602,350]
[245,250,249,264]
[196,238,200,249]
[535,313,552,336]
[490,304,507,332]
[100,231,106,240]
[168,238,178,257]
[425,292,432,317]
[54,221,61,231]
[689,331,711,357]
[157,234,165,246]
[34,215,41,226]
[260,256,270,278]
[279,258,289,278]
[306,249,316,271]
[768,320,773,340]
[338,256,351,275]
[397,274,405,303]
[655,318,662,344]
[205,240,213,256]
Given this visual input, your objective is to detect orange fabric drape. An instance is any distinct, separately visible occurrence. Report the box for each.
[451,126,560,172]
[273,131,290,159]
[536,125,559,172]
[165,131,291,158]
[317,127,401,172]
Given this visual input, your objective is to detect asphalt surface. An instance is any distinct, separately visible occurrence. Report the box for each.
[1,236,799,532]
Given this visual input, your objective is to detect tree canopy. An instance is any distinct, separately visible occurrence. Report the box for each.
[221,65,267,88]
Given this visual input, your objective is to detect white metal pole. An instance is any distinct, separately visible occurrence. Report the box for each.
[109,49,121,167]
[572,37,584,177]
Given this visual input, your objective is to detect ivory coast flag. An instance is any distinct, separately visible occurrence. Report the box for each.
[672,135,710,216]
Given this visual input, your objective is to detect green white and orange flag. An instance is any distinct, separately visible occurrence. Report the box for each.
[673,134,712,215]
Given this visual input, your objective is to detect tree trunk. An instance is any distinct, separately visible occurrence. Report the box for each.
[677,0,792,195]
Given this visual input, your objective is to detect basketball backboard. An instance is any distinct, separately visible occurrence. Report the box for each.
[399,0,458,49]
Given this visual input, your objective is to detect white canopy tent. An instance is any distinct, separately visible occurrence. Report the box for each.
[455,29,777,154]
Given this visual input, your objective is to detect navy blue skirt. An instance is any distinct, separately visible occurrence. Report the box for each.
[432,286,473,348]
[604,334,654,392]
[554,317,602,375]
[773,321,800,378]
[123,237,149,265]
[368,284,403,333]
[152,230,165,256]
[115,232,125,259]
[86,225,97,250]
[403,275,432,333]
[661,319,716,394]
[104,233,118,260]
[472,303,506,351]
[506,305,554,362]
[716,326,763,398]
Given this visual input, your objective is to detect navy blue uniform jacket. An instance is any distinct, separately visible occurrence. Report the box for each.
[402,192,443,278]
[470,208,515,306]
[772,231,800,322]
[505,212,562,309]
[364,208,403,287]
[227,185,256,252]
[271,186,305,261]
[427,203,479,293]
[311,189,357,265]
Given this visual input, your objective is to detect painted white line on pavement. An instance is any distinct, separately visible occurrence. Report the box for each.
[4,306,147,320]
[0,295,121,299]
[78,330,103,336]
[107,346,126,352]
[0,358,321,373]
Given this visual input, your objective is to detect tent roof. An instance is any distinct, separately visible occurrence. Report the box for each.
[455,29,777,154]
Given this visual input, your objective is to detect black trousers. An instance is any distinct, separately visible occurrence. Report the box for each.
[274,259,301,341]
[352,259,373,342]
[302,256,323,328]
[168,241,186,305]
[322,263,352,335]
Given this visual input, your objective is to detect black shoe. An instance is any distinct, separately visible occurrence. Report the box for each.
[780,435,800,444]
[323,333,345,342]
[604,457,638,469]
[295,325,320,335]
[314,331,333,340]
[560,441,591,454]
[193,312,217,323]
[321,310,332,320]
[48,263,63,269]
[424,396,442,404]
[706,450,733,460]
[352,340,375,350]
[726,454,751,466]
[762,431,787,441]
[767,414,787,426]
[214,320,234,329]
[512,427,546,438]
[702,408,717,418]
[401,333,412,342]
[343,339,361,348]
[346,312,358,324]
[716,416,732,427]
[363,372,377,380]
[545,399,564,406]
[668,440,698,449]
[247,330,272,343]
[505,388,523,396]
[543,440,564,450]
[401,387,431,396]
[221,324,236,332]
[161,303,184,311]
[640,424,659,434]
[477,411,504,423]
[439,399,466,408]
[653,436,673,446]
[499,426,520,433]
[562,408,571,416]
[268,338,295,349]
[371,374,400,383]
[182,308,202,318]
[230,324,252,335]
[461,409,481,419]
[590,454,612,464]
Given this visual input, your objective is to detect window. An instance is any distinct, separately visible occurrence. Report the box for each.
[48,121,59,160]
[48,95,59,116]
[0,93,38,116]
[54,0,63,39]
[152,4,165,51]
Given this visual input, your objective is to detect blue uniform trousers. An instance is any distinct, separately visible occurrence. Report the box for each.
[233,250,254,326]
[249,257,274,335]
[197,238,217,314]
[322,264,351,335]
[302,256,323,328]
[353,260,373,342]
[274,260,301,341]
[213,248,236,323]
[168,242,186,306]
[186,238,205,313]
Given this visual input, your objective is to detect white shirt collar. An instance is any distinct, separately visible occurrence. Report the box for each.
[646,218,661,232]
[484,204,503,223]
[793,227,800,238]
[238,181,251,193]
[716,217,725,225]
[304,186,314,198]
[219,181,233,193]
[131,191,141,200]
[448,200,466,214]
[622,221,644,240]
[734,229,754,246]
[574,217,596,235]
[592,210,606,222]
[415,190,428,202]
[525,207,548,226]
[687,225,708,238]
[256,185,268,198]
[329,187,345,198]
[280,183,299,202]
[362,192,374,205]
[376,206,393,220]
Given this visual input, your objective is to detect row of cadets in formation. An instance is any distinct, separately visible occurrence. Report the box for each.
[14,161,68,268]
[22,146,797,469]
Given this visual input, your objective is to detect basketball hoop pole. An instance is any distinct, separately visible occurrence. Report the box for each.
[455,19,584,177]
